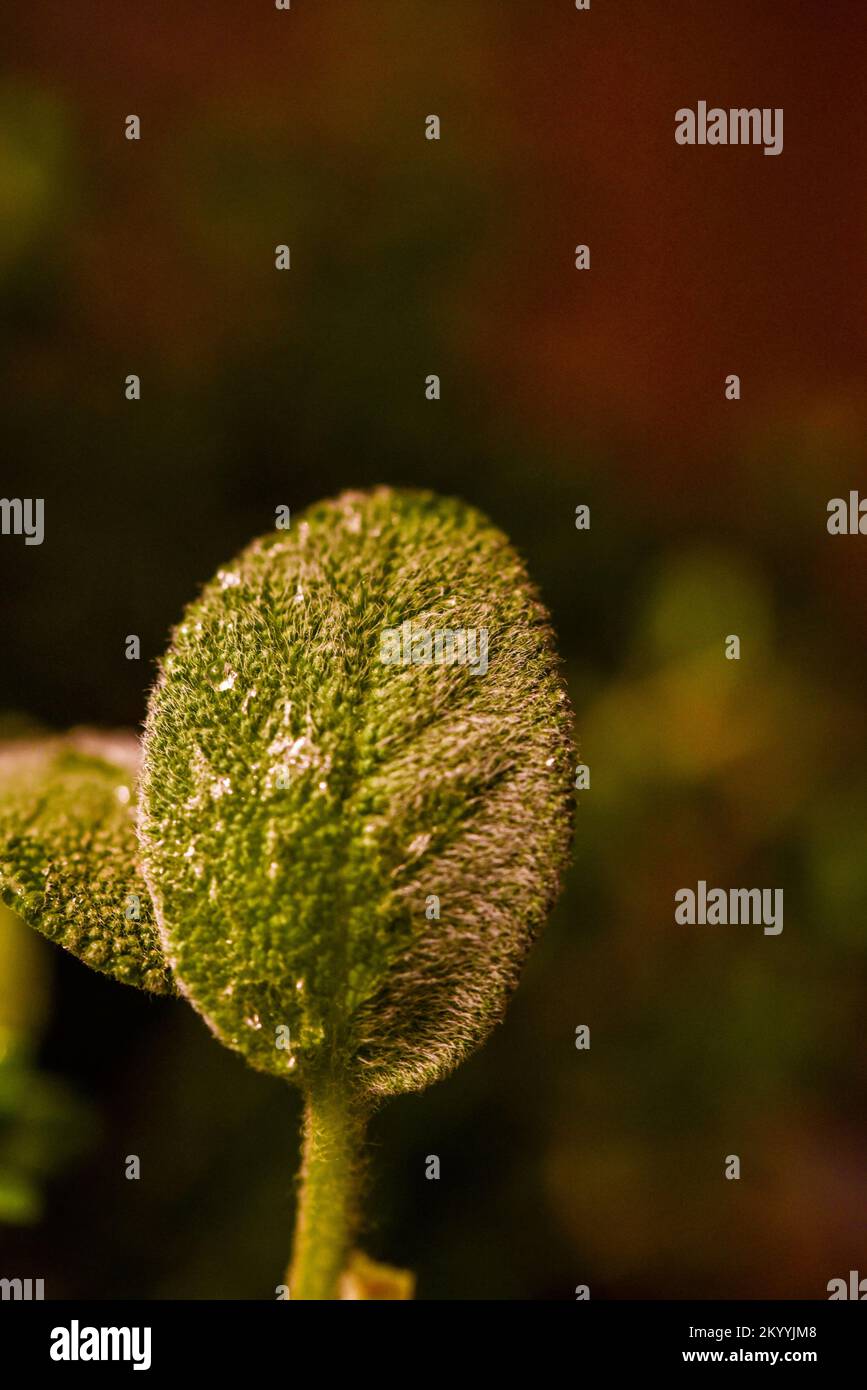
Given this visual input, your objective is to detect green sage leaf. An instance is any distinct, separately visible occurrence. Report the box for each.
[141,488,574,1096]
[0,732,173,994]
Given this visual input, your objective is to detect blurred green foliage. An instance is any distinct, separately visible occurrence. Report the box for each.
[0,906,94,1225]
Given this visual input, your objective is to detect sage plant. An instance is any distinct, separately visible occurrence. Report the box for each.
[0,487,574,1298]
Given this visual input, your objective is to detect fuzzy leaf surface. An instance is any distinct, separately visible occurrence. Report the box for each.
[141,488,574,1095]
[0,732,172,994]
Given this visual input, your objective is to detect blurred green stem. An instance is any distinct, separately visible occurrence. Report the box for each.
[289,1080,368,1299]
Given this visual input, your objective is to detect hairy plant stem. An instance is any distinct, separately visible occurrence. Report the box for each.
[289,1079,369,1299]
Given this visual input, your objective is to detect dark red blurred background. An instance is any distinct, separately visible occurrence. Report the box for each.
[1,1,865,1298]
